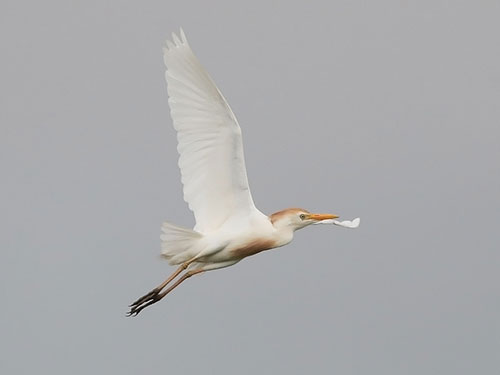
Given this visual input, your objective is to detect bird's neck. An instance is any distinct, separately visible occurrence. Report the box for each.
[271,224,295,248]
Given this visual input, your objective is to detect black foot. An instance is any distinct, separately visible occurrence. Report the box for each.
[126,288,162,317]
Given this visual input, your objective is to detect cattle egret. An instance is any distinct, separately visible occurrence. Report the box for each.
[127,30,360,316]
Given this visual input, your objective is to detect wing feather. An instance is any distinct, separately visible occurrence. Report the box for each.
[163,30,260,233]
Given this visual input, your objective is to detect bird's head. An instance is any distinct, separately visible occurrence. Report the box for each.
[270,208,339,231]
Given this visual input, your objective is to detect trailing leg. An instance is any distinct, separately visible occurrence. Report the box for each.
[127,269,205,316]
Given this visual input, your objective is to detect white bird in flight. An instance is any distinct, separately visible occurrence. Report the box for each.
[127,30,360,316]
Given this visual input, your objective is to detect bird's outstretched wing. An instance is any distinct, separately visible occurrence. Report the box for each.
[163,30,260,233]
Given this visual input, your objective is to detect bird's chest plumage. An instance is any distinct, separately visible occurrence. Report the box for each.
[229,238,277,259]
[226,226,293,260]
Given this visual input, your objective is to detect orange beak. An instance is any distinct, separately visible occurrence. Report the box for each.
[307,213,339,221]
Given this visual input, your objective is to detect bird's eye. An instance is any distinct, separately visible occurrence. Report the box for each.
[299,214,306,220]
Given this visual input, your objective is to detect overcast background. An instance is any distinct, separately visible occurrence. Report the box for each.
[2,1,499,374]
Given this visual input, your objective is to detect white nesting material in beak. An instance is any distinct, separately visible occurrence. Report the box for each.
[318,217,360,228]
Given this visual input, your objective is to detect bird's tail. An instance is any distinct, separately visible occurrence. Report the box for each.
[160,222,203,265]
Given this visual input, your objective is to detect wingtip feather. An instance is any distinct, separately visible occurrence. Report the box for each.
[164,28,189,55]
[179,27,188,44]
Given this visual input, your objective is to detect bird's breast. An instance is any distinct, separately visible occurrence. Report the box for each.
[229,238,278,259]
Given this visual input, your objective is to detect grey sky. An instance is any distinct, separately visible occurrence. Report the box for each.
[2,1,499,374]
